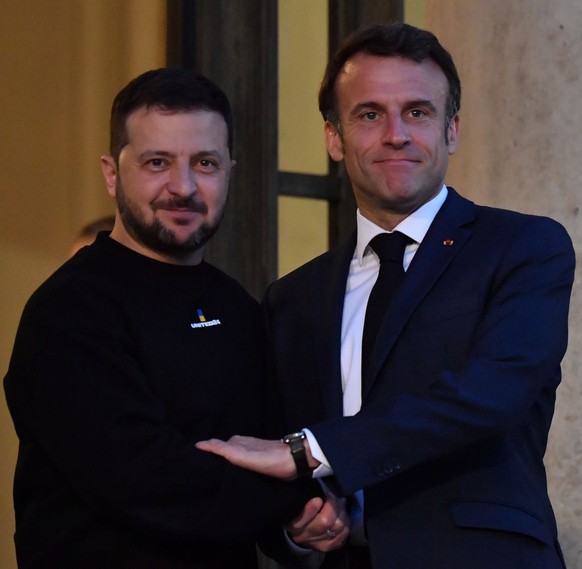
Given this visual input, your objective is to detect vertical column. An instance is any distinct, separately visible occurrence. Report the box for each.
[167,0,278,299]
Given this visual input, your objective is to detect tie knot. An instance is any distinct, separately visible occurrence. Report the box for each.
[369,232,410,263]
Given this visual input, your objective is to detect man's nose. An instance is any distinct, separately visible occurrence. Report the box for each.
[381,116,410,147]
[168,164,197,196]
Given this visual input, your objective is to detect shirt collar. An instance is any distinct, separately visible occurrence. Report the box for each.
[355,185,448,265]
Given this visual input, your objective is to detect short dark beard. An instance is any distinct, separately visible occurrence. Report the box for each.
[115,178,224,261]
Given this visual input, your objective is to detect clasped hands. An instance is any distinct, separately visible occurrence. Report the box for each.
[196,435,349,551]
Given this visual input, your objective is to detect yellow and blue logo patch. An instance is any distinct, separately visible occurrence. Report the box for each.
[191,308,221,329]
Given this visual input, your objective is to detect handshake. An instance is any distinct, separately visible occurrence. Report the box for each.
[197,435,350,552]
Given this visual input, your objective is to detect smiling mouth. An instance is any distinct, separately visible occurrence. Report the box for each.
[153,200,208,215]
[161,208,205,220]
[375,155,418,163]
[374,158,419,167]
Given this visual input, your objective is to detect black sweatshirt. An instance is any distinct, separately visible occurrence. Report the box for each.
[4,234,319,569]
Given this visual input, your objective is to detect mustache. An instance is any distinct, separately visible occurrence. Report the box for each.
[152,197,208,214]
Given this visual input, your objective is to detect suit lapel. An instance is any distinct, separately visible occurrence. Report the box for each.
[362,189,475,401]
[310,234,355,419]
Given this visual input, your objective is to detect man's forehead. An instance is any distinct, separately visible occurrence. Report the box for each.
[120,106,230,158]
[340,53,444,79]
[127,105,223,123]
[124,106,229,143]
[337,54,449,102]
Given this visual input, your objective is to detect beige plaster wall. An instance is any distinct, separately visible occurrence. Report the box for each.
[0,2,166,567]
[426,2,582,566]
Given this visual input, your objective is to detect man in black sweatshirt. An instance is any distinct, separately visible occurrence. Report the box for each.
[4,68,347,569]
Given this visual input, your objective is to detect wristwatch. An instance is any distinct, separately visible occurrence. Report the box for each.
[281,431,313,478]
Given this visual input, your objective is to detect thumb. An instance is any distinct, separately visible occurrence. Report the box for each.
[195,439,227,454]
[286,497,324,531]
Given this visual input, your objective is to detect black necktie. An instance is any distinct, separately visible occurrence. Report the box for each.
[361,232,409,387]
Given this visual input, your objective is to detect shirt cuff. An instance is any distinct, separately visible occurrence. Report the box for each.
[303,428,333,477]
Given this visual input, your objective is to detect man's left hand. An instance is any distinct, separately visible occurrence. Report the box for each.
[196,435,299,480]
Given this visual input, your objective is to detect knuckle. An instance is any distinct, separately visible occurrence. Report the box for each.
[317,514,332,528]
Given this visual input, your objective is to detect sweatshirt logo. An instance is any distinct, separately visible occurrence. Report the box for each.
[191,309,221,329]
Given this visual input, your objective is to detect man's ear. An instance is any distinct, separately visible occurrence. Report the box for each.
[100,155,118,198]
[324,121,344,162]
[447,114,460,155]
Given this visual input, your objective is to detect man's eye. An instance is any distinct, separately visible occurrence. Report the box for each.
[147,158,166,168]
[199,159,218,169]
[362,112,379,121]
[409,109,425,118]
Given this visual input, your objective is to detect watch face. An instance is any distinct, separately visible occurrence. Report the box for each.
[283,431,306,444]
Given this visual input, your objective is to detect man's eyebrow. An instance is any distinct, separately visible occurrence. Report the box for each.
[138,150,175,161]
[350,101,385,116]
[138,149,223,161]
[191,150,222,159]
[349,99,439,116]
[405,99,438,113]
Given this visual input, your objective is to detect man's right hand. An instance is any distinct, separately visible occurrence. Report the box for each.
[286,493,350,552]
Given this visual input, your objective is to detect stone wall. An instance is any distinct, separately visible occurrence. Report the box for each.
[427,2,582,566]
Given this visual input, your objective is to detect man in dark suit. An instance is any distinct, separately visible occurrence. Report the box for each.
[197,23,574,568]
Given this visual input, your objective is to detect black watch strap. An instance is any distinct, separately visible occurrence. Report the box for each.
[281,431,313,478]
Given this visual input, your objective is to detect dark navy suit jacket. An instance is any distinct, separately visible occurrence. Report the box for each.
[264,189,574,568]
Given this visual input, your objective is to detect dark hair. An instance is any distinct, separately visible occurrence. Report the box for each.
[109,68,234,162]
[319,23,461,129]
